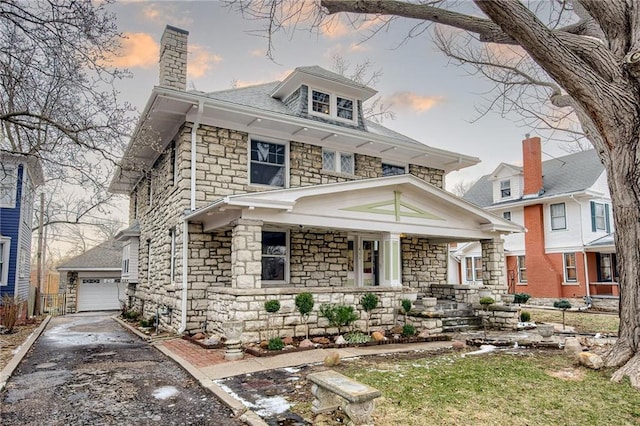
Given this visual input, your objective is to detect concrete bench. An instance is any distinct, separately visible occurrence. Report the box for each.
[307,370,381,426]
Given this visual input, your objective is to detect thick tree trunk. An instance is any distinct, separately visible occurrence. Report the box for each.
[603,140,640,388]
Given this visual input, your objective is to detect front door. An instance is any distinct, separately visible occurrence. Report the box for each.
[347,237,380,286]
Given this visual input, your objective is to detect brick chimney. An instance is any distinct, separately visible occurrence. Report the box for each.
[523,136,543,196]
[159,25,189,90]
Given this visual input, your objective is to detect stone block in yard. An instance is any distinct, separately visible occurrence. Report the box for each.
[282,336,294,345]
[324,352,340,367]
[299,339,314,348]
[452,340,466,350]
[578,352,604,370]
[564,337,583,358]
[334,335,347,345]
[312,337,330,345]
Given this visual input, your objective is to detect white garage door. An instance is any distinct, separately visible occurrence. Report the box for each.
[78,278,125,311]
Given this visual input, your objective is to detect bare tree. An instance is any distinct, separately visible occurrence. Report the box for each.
[449,178,478,197]
[227,0,640,388]
[0,1,134,241]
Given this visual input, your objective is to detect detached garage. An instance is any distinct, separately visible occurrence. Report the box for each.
[58,240,124,313]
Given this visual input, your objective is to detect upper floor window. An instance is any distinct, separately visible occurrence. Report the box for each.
[503,211,512,221]
[465,256,482,282]
[517,255,527,283]
[382,163,406,177]
[323,149,354,175]
[550,203,566,230]
[147,176,153,207]
[250,139,286,187]
[591,201,610,232]
[262,230,288,283]
[171,141,178,186]
[0,165,17,208]
[563,252,577,282]
[309,89,356,123]
[122,244,130,274]
[500,179,511,198]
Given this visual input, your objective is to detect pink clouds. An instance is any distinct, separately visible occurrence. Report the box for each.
[386,92,445,112]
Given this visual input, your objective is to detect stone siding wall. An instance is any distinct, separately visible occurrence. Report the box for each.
[408,164,444,188]
[429,283,481,305]
[207,287,418,342]
[401,237,448,293]
[64,271,78,314]
[289,230,348,287]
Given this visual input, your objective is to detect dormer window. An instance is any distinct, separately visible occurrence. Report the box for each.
[309,88,356,123]
[500,179,511,198]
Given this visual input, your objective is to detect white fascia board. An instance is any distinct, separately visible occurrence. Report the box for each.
[485,191,589,210]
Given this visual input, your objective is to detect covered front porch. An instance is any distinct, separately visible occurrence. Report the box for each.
[183,175,523,338]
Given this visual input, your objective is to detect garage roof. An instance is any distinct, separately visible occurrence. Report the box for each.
[57,240,123,272]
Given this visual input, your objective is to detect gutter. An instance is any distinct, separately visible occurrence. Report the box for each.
[569,194,591,300]
[178,217,189,334]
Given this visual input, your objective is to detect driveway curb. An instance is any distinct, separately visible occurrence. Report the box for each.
[0,315,51,391]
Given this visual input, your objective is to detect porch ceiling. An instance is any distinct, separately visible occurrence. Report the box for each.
[185,174,523,241]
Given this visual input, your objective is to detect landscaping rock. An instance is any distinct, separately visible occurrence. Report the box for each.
[312,337,330,345]
[452,340,466,350]
[334,335,347,345]
[578,352,604,370]
[324,352,340,367]
[299,339,314,348]
[564,337,583,358]
[372,331,385,342]
[192,332,205,340]
[418,329,431,338]
[259,340,269,349]
[282,336,294,345]
[390,326,403,335]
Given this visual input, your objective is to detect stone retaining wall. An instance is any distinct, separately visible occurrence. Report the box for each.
[476,304,520,330]
[206,287,418,342]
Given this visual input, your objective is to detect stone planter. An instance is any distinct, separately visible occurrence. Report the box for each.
[502,294,515,305]
[222,320,245,361]
[537,323,555,341]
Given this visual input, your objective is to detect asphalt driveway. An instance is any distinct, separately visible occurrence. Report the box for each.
[0,312,244,425]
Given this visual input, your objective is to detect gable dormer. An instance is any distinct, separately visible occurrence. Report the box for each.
[270,66,377,131]
[487,163,523,204]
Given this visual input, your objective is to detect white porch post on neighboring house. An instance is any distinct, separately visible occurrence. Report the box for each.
[381,233,402,287]
[231,218,263,289]
[480,237,508,300]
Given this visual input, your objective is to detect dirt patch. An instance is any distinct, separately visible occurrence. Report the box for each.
[0,317,45,371]
[548,367,585,381]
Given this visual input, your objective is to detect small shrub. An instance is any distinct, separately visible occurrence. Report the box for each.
[514,293,531,304]
[520,311,531,322]
[320,304,358,335]
[268,336,284,351]
[554,299,572,310]
[295,292,314,339]
[401,299,412,314]
[264,299,281,313]
[480,297,495,306]
[361,293,379,334]
[402,324,417,337]
[345,332,372,344]
[1,295,19,332]
[124,310,140,320]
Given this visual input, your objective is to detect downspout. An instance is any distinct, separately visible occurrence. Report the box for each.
[569,195,591,301]
[179,100,203,333]
[178,218,189,333]
[191,100,204,211]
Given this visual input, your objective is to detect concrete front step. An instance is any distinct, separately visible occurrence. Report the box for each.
[442,324,482,333]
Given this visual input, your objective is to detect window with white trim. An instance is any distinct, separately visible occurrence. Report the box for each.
[261,231,288,283]
[597,253,617,282]
[550,203,566,230]
[0,165,17,208]
[146,239,151,281]
[590,201,610,232]
[322,149,354,174]
[564,252,577,282]
[309,89,357,123]
[382,163,406,177]
[500,179,511,198]
[0,237,10,286]
[250,139,286,187]
[170,228,176,283]
[503,211,512,221]
[122,244,130,274]
[517,255,527,283]
[465,256,483,282]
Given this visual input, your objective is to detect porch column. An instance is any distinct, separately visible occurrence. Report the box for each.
[231,218,263,289]
[480,237,507,298]
[382,233,402,287]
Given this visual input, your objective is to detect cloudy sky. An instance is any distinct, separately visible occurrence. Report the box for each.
[109,1,572,189]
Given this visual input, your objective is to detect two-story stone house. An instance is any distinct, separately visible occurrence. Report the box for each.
[460,136,616,301]
[109,26,521,339]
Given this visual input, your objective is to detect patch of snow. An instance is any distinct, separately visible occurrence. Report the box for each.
[214,381,257,409]
[283,367,300,373]
[461,344,497,358]
[152,386,180,400]
[254,396,290,417]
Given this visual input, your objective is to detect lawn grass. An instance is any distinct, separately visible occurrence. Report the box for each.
[325,351,639,425]
[524,308,619,334]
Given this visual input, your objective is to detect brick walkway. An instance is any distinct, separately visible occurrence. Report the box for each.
[160,338,233,368]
